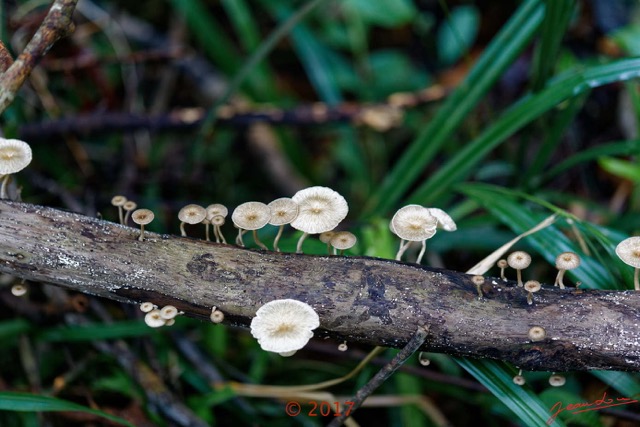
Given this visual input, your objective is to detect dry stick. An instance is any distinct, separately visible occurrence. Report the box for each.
[0,40,14,73]
[327,326,430,427]
[0,200,639,371]
[0,0,79,114]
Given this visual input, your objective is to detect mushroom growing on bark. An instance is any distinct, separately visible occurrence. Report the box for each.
[524,280,541,305]
[507,251,531,287]
[232,202,271,250]
[178,204,207,237]
[267,197,299,252]
[131,209,154,241]
[390,205,437,263]
[290,186,348,254]
[615,236,640,290]
[330,231,357,255]
[554,252,581,289]
[0,138,32,200]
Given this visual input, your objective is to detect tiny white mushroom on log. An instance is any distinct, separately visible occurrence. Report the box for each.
[615,236,640,290]
[390,205,437,263]
[267,197,299,252]
[131,209,154,241]
[232,201,271,250]
[0,138,32,200]
[554,252,581,289]
[178,204,206,237]
[507,251,531,287]
[524,280,541,305]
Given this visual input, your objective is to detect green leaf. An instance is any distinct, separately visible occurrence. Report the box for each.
[598,157,640,182]
[38,320,157,342]
[437,5,480,65]
[539,388,603,427]
[363,0,545,216]
[344,0,417,28]
[0,392,134,427]
[455,359,566,427]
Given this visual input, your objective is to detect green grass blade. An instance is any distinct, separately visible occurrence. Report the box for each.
[590,371,640,397]
[363,0,545,216]
[540,139,640,183]
[408,57,640,205]
[37,320,157,342]
[455,358,566,427]
[0,392,134,427]
[530,0,576,91]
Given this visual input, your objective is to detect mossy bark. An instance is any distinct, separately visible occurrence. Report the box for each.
[0,200,638,371]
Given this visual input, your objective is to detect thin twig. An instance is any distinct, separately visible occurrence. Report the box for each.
[0,0,79,114]
[327,326,430,427]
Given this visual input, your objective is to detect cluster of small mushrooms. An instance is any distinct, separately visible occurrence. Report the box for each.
[3,135,640,386]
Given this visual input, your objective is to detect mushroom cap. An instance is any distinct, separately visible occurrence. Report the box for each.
[330,231,357,250]
[206,203,228,220]
[232,201,271,230]
[0,138,32,175]
[267,197,299,226]
[144,310,166,328]
[319,231,336,244]
[497,259,508,268]
[250,299,320,353]
[111,195,127,207]
[132,209,155,225]
[528,326,546,341]
[615,236,640,268]
[210,215,225,226]
[549,374,566,387]
[390,204,438,241]
[555,252,580,270]
[160,305,178,320]
[178,204,207,224]
[290,186,348,234]
[123,201,137,211]
[427,207,457,231]
[512,375,526,386]
[524,280,541,293]
[507,251,531,270]
[11,283,27,296]
[140,302,155,313]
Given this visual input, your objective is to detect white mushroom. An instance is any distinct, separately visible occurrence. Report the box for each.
[160,305,179,320]
[390,205,437,263]
[144,309,166,328]
[426,207,457,231]
[122,200,137,225]
[290,186,348,253]
[250,299,320,354]
[206,204,228,243]
[111,195,127,225]
[267,198,299,252]
[615,236,640,290]
[131,209,154,241]
[178,204,206,237]
[554,252,580,289]
[232,202,271,250]
[330,231,357,255]
[0,138,32,199]
[507,251,531,287]
[524,280,541,305]
[548,374,566,387]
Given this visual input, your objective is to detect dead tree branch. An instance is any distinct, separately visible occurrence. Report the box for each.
[0,0,78,114]
[0,200,638,372]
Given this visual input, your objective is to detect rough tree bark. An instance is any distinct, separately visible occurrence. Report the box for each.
[0,200,638,371]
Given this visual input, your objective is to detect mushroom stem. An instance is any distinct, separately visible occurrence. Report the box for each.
[415,240,427,264]
[296,232,309,254]
[635,267,639,291]
[253,230,268,250]
[516,269,523,287]
[216,225,227,244]
[138,224,145,241]
[395,239,411,261]
[0,175,10,199]
[205,222,211,242]
[273,225,284,252]
[180,221,189,237]
[236,229,246,247]
[527,292,533,305]
[124,210,132,225]
[554,269,566,289]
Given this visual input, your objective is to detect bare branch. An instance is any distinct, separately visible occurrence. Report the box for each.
[0,0,78,114]
[0,200,638,371]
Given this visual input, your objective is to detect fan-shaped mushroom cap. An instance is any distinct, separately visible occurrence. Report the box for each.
[123,200,137,211]
[160,305,178,320]
[140,302,155,313]
[290,186,348,234]
[615,237,640,268]
[232,201,271,230]
[555,252,581,270]
[507,251,532,270]
[268,198,299,226]
[390,205,438,241]
[132,209,155,225]
[144,310,166,328]
[549,374,566,387]
[250,299,320,354]
[111,195,127,207]
[210,215,225,226]
[0,138,32,175]
[206,203,228,219]
[319,231,336,244]
[427,207,457,231]
[330,231,357,250]
[179,204,206,224]
[524,280,541,293]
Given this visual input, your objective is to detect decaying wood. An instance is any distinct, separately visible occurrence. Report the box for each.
[0,200,638,371]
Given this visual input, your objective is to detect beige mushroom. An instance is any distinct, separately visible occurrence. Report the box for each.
[178,204,206,237]
[111,195,128,225]
[330,231,357,255]
[123,200,137,225]
[232,202,271,250]
[0,138,32,199]
[390,205,437,263]
[205,204,228,243]
[131,209,154,241]
[319,231,337,254]
[268,198,299,252]
[524,280,541,305]
[497,259,508,281]
[554,252,581,289]
[290,186,348,253]
[507,251,531,287]
[615,236,640,290]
